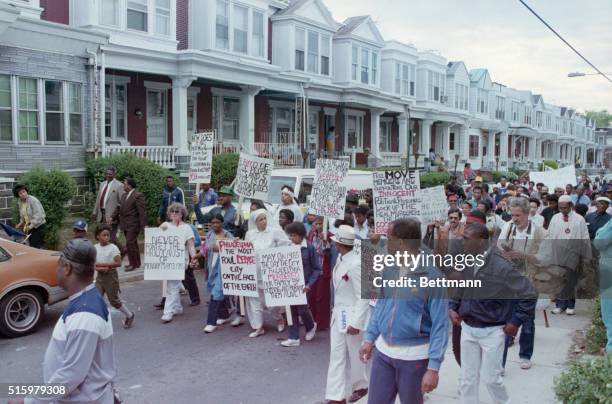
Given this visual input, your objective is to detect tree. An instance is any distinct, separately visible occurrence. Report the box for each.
[585,110,612,128]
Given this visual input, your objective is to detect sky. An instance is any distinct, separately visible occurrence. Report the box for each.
[324,0,612,113]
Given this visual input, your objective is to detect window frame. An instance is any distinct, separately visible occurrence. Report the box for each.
[68,82,83,144]
[18,77,39,143]
[0,74,12,143]
[44,80,64,144]
[469,135,479,158]
[360,48,369,84]
[155,0,171,36]
[320,34,330,76]
[215,0,230,50]
[212,92,241,143]
[379,117,393,153]
[126,0,148,33]
[351,45,358,81]
[105,76,130,141]
[232,4,248,54]
[295,27,306,71]
[100,0,120,28]
[307,30,319,74]
[344,110,365,152]
[251,9,265,58]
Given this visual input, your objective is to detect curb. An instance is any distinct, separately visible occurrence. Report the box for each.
[118,270,144,284]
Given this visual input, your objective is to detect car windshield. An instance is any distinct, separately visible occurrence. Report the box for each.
[268,176,297,204]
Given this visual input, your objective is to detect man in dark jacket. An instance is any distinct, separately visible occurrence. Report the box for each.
[113,177,146,271]
[195,186,236,235]
[449,223,536,404]
[157,176,184,224]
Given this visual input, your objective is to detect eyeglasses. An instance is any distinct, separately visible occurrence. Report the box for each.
[169,210,181,214]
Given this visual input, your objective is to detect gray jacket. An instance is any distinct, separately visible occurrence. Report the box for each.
[18,195,46,229]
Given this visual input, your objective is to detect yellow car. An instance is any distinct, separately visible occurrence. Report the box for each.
[0,238,67,338]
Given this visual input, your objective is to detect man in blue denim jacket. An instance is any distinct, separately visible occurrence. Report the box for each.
[157,176,185,224]
[360,218,449,404]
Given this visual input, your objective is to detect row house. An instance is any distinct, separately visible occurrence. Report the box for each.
[0,0,606,181]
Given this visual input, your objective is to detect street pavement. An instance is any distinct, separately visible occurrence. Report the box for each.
[0,269,590,404]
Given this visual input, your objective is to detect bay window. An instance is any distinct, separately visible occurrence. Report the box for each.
[524,106,532,125]
[69,83,82,143]
[127,0,148,32]
[495,96,505,120]
[307,31,318,73]
[233,5,248,53]
[361,48,369,84]
[216,0,229,49]
[295,28,305,71]
[371,51,378,85]
[351,46,358,81]
[18,78,38,142]
[321,35,330,76]
[0,75,11,142]
[155,0,170,35]
[252,11,264,57]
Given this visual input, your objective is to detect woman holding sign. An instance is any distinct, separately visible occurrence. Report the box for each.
[245,209,291,337]
[160,203,199,324]
[202,214,235,333]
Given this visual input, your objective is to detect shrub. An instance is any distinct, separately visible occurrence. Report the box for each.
[420,172,450,188]
[211,153,239,190]
[492,171,518,183]
[586,297,607,354]
[17,168,77,249]
[86,154,181,226]
[554,355,612,403]
[542,160,558,170]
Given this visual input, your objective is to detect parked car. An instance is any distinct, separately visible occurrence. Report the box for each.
[0,238,67,338]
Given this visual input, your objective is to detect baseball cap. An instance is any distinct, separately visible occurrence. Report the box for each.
[72,219,88,232]
[61,238,97,266]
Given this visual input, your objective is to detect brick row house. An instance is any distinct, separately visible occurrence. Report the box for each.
[0,0,606,186]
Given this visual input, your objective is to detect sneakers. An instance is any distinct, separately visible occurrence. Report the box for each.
[216,318,228,325]
[520,359,532,369]
[565,308,575,315]
[305,322,317,341]
[551,307,564,314]
[552,307,575,315]
[179,288,188,296]
[160,314,173,323]
[203,325,217,333]
[281,339,300,347]
[249,328,265,338]
[277,319,286,333]
[123,313,135,329]
[230,316,244,327]
[173,308,184,316]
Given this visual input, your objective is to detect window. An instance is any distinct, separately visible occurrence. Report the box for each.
[449,132,455,150]
[105,83,127,139]
[495,96,505,120]
[101,0,119,26]
[213,95,240,142]
[511,101,519,121]
[295,28,305,71]
[0,75,11,142]
[379,119,392,152]
[409,65,415,96]
[45,81,63,142]
[127,0,148,32]
[345,113,363,150]
[215,0,229,49]
[394,63,401,94]
[371,52,378,85]
[536,111,542,128]
[155,0,170,35]
[361,48,369,84]
[524,106,532,125]
[69,83,82,143]
[351,46,358,81]
[252,10,264,57]
[469,135,479,158]
[455,84,468,110]
[307,31,318,73]
[19,78,38,142]
[428,71,444,102]
[320,35,330,76]
[477,89,488,113]
[233,5,248,53]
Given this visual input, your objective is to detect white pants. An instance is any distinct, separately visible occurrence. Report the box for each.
[245,288,282,330]
[325,316,368,401]
[460,322,511,404]
[163,280,183,316]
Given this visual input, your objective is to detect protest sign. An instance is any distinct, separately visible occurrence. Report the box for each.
[529,165,576,190]
[144,227,186,281]
[373,170,421,235]
[234,153,274,201]
[218,240,258,298]
[259,246,307,307]
[420,185,448,226]
[188,132,214,184]
[309,159,350,218]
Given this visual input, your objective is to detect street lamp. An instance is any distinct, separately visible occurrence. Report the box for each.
[568,72,612,77]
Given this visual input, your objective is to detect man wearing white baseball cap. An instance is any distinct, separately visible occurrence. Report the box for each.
[324,225,369,403]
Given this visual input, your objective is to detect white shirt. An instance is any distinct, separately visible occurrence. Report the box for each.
[375,336,429,361]
[529,214,544,228]
[548,211,589,240]
[94,243,120,265]
[166,222,194,265]
[354,222,368,239]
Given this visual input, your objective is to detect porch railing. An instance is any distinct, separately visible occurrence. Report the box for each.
[213,141,241,155]
[106,145,178,169]
[254,142,302,167]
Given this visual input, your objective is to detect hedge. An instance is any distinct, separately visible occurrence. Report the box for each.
[16,168,77,249]
[542,160,559,170]
[86,154,181,226]
[586,298,607,354]
[210,153,239,190]
[554,355,612,403]
[420,172,450,188]
[491,171,518,183]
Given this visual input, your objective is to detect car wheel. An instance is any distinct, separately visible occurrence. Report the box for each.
[0,289,45,338]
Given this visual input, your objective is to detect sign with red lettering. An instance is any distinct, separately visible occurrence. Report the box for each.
[234,153,274,200]
[218,240,259,297]
[259,245,307,307]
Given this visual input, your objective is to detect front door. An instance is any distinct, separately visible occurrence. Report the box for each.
[147,89,167,146]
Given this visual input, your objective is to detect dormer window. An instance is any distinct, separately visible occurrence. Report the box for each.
[321,36,330,75]
[307,31,319,73]
[127,0,148,32]
[295,28,305,71]
[295,27,331,76]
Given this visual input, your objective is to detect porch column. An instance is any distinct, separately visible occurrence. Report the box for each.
[420,119,432,156]
[370,109,384,161]
[239,86,263,155]
[460,125,470,164]
[398,114,408,160]
[487,131,496,166]
[172,76,197,171]
[500,131,509,166]
[442,124,451,162]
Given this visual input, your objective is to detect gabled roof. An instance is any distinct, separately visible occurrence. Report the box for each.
[335,15,385,45]
[469,68,487,82]
[447,61,470,79]
[533,94,542,104]
[273,0,338,28]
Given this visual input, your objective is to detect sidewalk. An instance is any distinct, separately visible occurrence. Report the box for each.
[357,301,591,404]
[116,254,145,284]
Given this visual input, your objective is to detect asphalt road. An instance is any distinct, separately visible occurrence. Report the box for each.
[0,271,331,404]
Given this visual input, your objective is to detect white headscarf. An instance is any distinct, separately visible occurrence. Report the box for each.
[249,208,274,232]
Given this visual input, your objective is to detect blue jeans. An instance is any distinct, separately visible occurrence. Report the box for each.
[367,349,428,404]
[288,305,314,340]
[502,316,535,366]
[207,298,223,326]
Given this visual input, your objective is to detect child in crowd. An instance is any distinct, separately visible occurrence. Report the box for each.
[281,222,321,347]
[94,224,135,329]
